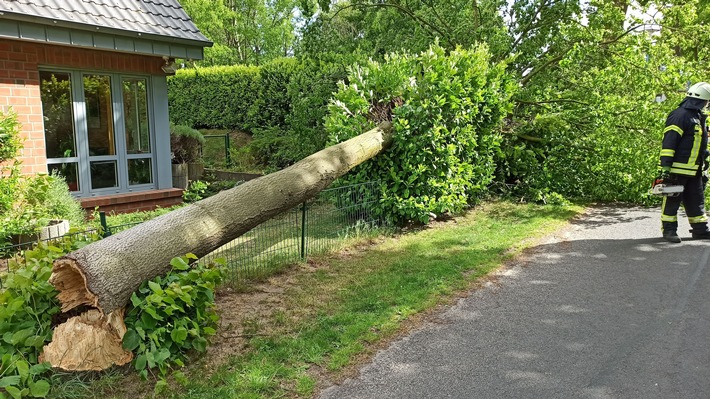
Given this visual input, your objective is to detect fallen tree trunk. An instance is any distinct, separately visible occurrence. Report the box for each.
[43,122,392,370]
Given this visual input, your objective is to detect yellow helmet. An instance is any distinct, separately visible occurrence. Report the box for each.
[687,82,710,100]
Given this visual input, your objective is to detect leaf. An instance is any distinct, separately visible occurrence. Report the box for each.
[154,348,171,364]
[148,281,163,295]
[28,379,50,398]
[4,386,21,399]
[10,328,33,345]
[16,359,29,380]
[134,354,147,371]
[170,327,188,344]
[170,257,190,271]
[130,292,142,307]
[122,329,141,352]
[0,376,21,388]
[29,363,50,375]
[24,335,45,349]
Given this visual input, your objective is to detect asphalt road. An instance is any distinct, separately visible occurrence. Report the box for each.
[318,205,710,399]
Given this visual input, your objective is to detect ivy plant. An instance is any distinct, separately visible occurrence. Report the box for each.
[0,237,95,399]
[122,254,224,380]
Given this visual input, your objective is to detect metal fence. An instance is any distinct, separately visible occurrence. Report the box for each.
[1,181,383,288]
[201,134,231,168]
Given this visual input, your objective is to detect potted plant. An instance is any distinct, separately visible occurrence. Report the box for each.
[170,123,205,189]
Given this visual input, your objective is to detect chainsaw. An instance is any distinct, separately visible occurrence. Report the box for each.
[650,175,684,197]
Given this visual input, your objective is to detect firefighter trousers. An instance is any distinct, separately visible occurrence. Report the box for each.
[661,174,709,233]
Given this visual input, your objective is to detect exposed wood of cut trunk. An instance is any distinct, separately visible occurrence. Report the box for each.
[49,122,393,315]
[39,309,132,371]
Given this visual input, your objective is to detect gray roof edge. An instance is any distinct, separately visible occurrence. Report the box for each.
[0,19,209,60]
[0,11,213,48]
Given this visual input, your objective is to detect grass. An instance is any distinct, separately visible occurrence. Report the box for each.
[201,129,262,173]
[97,200,581,399]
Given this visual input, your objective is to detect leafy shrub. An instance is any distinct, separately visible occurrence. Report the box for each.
[202,179,244,198]
[0,109,22,165]
[122,254,224,379]
[168,59,346,170]
[1,236,223,396]
[168,65,261,130]
[182,180,209,203]
[0,237,97,398]
[0,110,22,222]
[326,44,515,224]
[170,123,205,164]
[498,31,685,203]
[253,58,299,128]
[0,174,86,245]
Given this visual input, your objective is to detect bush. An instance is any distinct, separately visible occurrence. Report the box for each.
[122,254,224,380]
[325,44,515,224]
[168,59,347,170]
[168,65,261,130]
[0,237,223,397]
[0,174,86,244]
[0,110,22,219]
[170,123,205,164]
[0,238,97,398]
[0,109,22,164]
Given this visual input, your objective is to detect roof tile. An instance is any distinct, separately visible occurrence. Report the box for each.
[0,0,210,43]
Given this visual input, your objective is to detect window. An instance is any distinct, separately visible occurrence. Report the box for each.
[40,70,156,196]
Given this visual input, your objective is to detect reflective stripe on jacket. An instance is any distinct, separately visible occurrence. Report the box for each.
[660,102,708,176]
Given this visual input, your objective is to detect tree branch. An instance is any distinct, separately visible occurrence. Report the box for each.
[327,2,452,45]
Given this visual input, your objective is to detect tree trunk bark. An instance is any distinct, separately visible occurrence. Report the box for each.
[43,122,393,370]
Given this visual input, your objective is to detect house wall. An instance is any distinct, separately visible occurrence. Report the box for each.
[0,38,165,175]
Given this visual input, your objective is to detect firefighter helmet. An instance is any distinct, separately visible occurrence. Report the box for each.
[687,82,710,101]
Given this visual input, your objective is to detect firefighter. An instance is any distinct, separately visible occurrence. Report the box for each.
[659,82,710,243]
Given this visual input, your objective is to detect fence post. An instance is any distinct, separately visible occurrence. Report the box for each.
[300,201,307,259]
[99,211,111,238]
[224,134,231,168]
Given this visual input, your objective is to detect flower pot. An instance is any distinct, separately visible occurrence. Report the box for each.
[39,219,70,241]
[188,162,204,181]
[172,163,189,189]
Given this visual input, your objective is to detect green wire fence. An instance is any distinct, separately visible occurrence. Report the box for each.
[1,181,384,288]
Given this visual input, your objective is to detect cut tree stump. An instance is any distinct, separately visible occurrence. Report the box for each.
[43,122,393,370]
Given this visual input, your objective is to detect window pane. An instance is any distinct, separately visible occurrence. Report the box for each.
[40,71,76,159]
[90,160,117,189]
[123,78,151,154]
[48,163,79,192]
[128,158,153,185]
[84,75,115,156]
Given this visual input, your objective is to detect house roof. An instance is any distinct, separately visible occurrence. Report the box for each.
[0,0,212,59]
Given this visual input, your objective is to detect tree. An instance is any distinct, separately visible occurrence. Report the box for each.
[43,122,392,370]
[181,0,298,66]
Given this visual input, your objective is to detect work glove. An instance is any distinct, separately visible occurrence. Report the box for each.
[655,166,676,187]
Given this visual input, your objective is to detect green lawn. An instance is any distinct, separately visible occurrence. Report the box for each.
[89,200,581,399]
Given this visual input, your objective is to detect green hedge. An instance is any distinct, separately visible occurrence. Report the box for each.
[325,44,515,224]
[168,65,261,130]
[168,58,348,169]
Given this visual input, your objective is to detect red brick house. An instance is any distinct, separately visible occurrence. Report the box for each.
[0,0,211,213]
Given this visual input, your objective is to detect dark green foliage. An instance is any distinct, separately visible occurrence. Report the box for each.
[326,44,515,224]
[0,110,22,164]
[122,254,224,380]
[167,65,261,130]
[182,180,209,203]
[253,58,299,128]
[0,174,86,245]
[168,58,347,170]
[1,238,96,398]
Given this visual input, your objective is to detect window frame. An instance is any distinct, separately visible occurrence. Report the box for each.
[40,68,158,197]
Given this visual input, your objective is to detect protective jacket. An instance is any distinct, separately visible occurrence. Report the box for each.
[660,98,709,176]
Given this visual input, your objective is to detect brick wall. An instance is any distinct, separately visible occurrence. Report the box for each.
[0,38,165,175]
